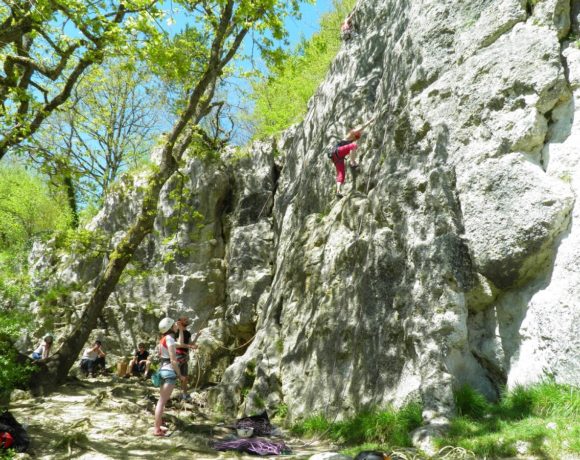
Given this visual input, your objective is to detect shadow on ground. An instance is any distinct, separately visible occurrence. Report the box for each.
[9,376,333,459]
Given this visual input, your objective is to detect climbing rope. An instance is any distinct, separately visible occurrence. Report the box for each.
[257,194,272,221]
[207,332,257,352]
[190,330,257,390]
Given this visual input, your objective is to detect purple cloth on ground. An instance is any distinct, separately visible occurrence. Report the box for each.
[213,438,290,456]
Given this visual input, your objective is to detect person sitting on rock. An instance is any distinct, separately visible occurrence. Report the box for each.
[80,340,107,377]
[31,334,53,360]
[125,343,151,378]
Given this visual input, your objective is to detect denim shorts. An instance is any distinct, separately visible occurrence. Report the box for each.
[159,368,177,385]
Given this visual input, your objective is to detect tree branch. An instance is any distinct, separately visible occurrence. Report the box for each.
[6,42,81,81]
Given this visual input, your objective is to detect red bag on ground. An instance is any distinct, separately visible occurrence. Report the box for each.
[0,431,14,449]
[0,411,29,452]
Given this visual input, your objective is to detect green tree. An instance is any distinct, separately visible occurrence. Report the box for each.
[0,310,33,404]
[250,0,355,138]
[0,162,71,309]
[31,0,309,391]
[0,0,162,159]
[24,61,170,225]
[0,163,71,251]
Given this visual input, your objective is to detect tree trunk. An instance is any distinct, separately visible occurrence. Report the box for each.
[27,0,252,392]
[63,175,79,229]
[31,150,179,392]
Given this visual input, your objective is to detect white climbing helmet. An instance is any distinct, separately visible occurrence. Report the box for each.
[158,317,175,333]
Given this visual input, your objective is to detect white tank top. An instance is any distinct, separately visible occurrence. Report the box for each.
[34,343,46,355]
[160,335,176,370]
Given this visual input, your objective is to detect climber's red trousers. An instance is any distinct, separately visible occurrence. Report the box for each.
[333,143,357,184]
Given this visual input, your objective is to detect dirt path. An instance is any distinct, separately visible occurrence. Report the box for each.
[8,376,333,459]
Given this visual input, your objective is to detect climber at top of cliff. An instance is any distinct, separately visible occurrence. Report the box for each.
[328,117,374,198]
[341,10,355,41]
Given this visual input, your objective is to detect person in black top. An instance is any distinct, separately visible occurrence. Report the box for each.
[175,316,197,400]
[126,343,151,377]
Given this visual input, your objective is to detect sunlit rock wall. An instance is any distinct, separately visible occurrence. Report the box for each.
[26,145,278,383]
[213,0,580,428]
[26,0,580,437]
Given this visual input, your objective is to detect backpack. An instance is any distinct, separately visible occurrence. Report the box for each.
[0,432,14,449]
[326,140,351,161]
[0,411,29,452]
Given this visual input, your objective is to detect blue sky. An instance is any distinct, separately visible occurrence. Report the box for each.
[231,0,337,143]
[163,0,334,46]
[286,0,335,47]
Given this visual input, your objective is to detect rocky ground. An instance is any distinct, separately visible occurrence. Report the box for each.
[8,376,563,460]
[7,376,334,460]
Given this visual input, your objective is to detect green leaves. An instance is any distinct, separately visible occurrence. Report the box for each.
[28,59,169,210]
[145,26,210,85]
[0,163,72,250]
[250,0,356,138]
[0,0,164,158]
[291,403,423,448]
[439,383,580,458]
[0,310,34,399]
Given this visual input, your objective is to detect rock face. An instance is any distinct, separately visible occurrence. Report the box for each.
[27,0,580,435]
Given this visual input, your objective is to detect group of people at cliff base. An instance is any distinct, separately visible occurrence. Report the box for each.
[31,335,109,378]
[76,339,148,379]
[29,314,195,385]
[75,315,197,389]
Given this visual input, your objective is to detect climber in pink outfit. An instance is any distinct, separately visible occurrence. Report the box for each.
[329,127,364,198]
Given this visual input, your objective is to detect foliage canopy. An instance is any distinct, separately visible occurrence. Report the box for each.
[250,0,355,138]
[0,0,166,159]
[0,163,71,251]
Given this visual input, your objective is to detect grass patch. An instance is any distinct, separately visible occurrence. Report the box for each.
[436,382,580,459]
[290,384,578,459]
[0,449,15,460]
[291,402,423,450]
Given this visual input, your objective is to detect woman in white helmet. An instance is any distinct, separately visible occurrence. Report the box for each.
[154,317,186,436]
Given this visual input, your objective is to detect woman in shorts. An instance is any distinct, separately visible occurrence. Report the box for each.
[154,317,186,437]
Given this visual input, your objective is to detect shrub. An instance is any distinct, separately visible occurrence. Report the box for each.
[454,384,491,419]
[0,310,34,404]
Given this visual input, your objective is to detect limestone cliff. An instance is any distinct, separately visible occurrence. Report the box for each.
[26,0,580,439]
